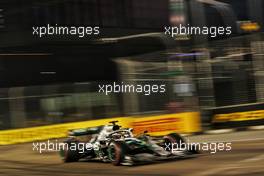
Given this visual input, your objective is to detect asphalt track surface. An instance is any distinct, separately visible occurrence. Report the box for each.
[0,130,264,176]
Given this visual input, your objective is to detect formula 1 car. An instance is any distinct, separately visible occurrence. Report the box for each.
[59,121,198,166]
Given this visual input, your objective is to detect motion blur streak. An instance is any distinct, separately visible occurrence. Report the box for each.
[0,130,263,176]
[0,0,264,175]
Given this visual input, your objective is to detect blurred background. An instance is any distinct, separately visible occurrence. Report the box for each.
[0,1,264,176]
[0,0,263,130]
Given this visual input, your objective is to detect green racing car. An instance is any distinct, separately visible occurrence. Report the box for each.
[59,121,199,166]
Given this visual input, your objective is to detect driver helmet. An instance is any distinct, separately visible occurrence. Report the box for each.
[112,125,120,131]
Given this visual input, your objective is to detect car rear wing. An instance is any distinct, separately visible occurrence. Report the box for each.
[68,126,103,136]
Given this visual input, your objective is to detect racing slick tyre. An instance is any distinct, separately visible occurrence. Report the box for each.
[163,133,199,154]
[60,139,81,163]
[108,141,128,166]
[163,133,185,152]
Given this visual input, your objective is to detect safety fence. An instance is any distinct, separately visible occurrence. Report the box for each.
[205,102,264,129]
[1,34,264,145]
[0,112,201,145]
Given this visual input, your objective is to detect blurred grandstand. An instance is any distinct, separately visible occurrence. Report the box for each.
[0,0,263,130]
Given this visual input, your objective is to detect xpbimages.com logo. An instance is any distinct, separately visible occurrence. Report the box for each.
[164,24,232,38]
[164,140,232,154]
[32,24,100,38]
[98,82,166,95]
[32,140,94,154]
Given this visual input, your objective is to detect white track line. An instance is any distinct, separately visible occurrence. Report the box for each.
[204,129,234,134]
[248,125,264,130]
[194,154,264,176]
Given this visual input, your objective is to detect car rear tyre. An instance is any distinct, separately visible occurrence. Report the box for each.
[60,139,80,162]
[163,133,185,152]
[108,141,127,166]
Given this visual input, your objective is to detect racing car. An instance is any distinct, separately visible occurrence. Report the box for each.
[59,121,198,166]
